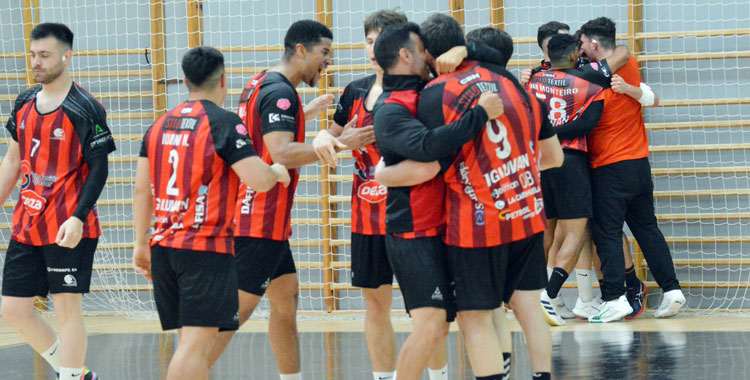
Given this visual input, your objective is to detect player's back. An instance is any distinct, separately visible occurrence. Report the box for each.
[587,56,649,168]
[235,71,304,241]
[419,60,546,248]
[528,68,607,151]
[143,100,247,254]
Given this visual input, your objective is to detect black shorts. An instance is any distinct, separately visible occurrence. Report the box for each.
[2,238,97,297]
[541,149,593,220]
[447,245,509,312]
[385,235,456,322]
[504,233,547,302]
[234,237,297,296]
[151,245,239,331]
[351,233,393,289]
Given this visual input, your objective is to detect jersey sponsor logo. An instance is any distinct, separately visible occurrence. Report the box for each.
[20,160,57,188]
[458,161,484,215]
[51,128,65,141]
[483,153,530,187]
[21,189,46,216]
[238,105,247,119]
[459,73,481,85]
[161,133,190,147]
[495,200,505,210]
[193,185,209,226]
[240,186,257,214]
[474,209,485,225]
[357,180,387,203]
[236,124,248,135]
[165,117,198,131]
[497,197,544,221]
[454,81,501,111]
[431,287,443,301]
[180,107,192,114]
[276,98,291,110]
[236,138,248,149]
[95,124,105,134]
[506,186,541,205]
[19,121,25,130]
[269,113,281,123]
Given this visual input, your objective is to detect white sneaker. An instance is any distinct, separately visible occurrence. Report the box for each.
[551,295,576,319]
[654,289,686,318]
[540,290,566,326]
[572,297,603,319]
[588,295,633,323]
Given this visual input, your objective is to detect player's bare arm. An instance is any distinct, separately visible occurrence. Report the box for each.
[132,157,154,281]
[538,135,564,170]
[304,94,334,121]
[603,44,631,73]
[611,75,660,107]
[0,141,21,205]
[231,157,291,192]
[374,158,440,187]
[263,130,324,169]
[313,115,377,166]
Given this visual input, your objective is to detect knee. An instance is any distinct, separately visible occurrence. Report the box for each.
[363,290,392,320]
[0,302,32,326]
[417,317,449,345]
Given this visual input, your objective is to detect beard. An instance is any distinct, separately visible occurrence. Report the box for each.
[33,62,64,84]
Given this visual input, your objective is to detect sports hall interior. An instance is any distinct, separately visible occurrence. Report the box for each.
[0,0,749,379]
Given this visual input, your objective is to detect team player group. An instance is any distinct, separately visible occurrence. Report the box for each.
[0,11,684,380]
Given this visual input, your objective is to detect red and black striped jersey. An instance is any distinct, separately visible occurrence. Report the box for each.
[419,61,554,248]
[528,68,607,151]
[4,83,116,246]
[333,75,386,235]
[140,100,257,254]
[235,71,305,241]
[373,74,490,239]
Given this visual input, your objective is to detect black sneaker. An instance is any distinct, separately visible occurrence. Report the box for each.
[625,280,647,319]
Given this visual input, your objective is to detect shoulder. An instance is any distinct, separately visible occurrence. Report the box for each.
[65,83,106,123]
[258,76,299,105]
[345,74,376,93]
[13,86,41,109]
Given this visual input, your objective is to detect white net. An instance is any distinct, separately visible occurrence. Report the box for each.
[0,0,748,317]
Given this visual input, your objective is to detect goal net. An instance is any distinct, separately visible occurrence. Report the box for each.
[0,0,748,317]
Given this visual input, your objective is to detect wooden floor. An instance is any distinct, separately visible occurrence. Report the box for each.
[2,312,750,379]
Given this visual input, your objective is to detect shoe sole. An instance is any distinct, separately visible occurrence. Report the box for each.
[541,301,566,326]
[624,282,648,320]
[655,299,685,318]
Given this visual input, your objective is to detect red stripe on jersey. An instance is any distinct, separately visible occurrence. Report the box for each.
[146,101,240,254]
[435,61,547,248]
[235,72,304,241]
[348,96,387,235]
[11,99,101,245]
[528,70,605,152]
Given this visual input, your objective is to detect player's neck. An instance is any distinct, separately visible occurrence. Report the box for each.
[596,48,614,62]
[40,71,72,97]
[272,61,304,87]
[374,71,384,86]
[187,90,222,106]
[550,61,575,70]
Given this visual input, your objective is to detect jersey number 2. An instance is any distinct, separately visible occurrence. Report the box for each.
[166,149,180,196]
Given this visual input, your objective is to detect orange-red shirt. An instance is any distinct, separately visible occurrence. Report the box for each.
[587,56,649,168]
[5,83,116,245]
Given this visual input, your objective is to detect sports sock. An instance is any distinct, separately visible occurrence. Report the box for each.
[60,367,84,380]
[41,337,61,372]
[428,365,448,380]
[625,265,640,289]
[476,374,504,380]
[502,352,511,379]
[532,372,551,380]
[546,266,553,280]
[546,267,569,299]
[280,373,302,380]
[576,269,595,302]
[374,371,395,380]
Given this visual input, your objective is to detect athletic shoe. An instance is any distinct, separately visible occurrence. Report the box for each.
[625,280,647,319]
[56,367,98,380]
[572,297,603,319]
[540,290,566,326]
[654,289,686,318]
[588,295,633,323]
[551,295,576,319]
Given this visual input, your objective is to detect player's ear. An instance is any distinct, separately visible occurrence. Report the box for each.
[62,50,72,66]
[220,72,226,89]
[398,47,411,64]
[295,43,307,59]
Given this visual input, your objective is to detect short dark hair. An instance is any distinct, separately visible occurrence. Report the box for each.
[181,46,224,90]
[419,13,465,58]
[364,9,408,36]
[536,21,570,49]
[30,23,74,50]
[547,34,577,64]
[374,22,422,73]
[579,17,617,49]
[283,20,333,60]
[466,27,513,67]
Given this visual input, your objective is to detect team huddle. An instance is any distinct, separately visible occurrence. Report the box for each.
[0,10,686,380]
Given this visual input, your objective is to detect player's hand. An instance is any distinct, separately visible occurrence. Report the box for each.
[313,127,349,168]
[56,216,83,248]
[477,91,504,120]
[435,46,468,75]
[271,163,291,187]
[132,244,152,281]
[338,115,376,152]
[520,68,533,87]
[304,94,335,120]
[610,74,629,94]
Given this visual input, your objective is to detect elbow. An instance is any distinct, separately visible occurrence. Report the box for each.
[419,162,441,180]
